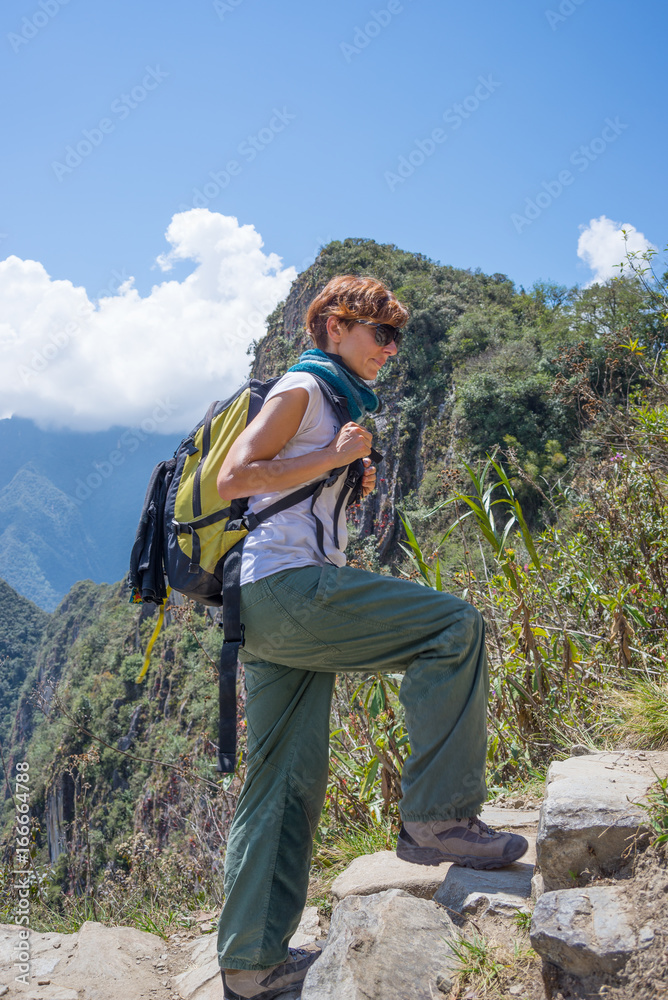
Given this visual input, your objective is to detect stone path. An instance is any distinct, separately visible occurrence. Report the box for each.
[0,805,540,1000]
[3,757,665,999]
[0,906,322,1000]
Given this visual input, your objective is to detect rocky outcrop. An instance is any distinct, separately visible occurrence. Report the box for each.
[44,771,75,863]
[322,755,668,997]
[0,920,167,1000]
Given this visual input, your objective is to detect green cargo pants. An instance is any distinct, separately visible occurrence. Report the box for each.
[217,563,488,971]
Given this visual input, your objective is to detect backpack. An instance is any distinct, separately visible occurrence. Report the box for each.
[128,374,381,772]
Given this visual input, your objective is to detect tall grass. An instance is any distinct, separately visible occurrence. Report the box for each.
[321,342,668,829]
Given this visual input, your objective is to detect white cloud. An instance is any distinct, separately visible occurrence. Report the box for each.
[577,215,657,286]
[0,210,297,433]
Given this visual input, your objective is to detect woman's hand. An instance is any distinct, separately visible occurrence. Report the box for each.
[361,457,376,497]
[327,421,373,465]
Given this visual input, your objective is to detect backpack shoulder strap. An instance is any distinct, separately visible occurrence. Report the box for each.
[303,372,351,428]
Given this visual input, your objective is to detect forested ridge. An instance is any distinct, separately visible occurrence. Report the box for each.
[1,235,666,937]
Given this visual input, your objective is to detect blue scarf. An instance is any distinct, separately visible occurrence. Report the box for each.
[287,349,381,422]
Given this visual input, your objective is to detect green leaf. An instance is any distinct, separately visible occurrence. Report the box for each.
[506,675,535,703]
[369,681,386,718]
[360,757,380,798]
[434,555,443,592]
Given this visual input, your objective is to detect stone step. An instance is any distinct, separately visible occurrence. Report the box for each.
[530,884,656,978]
[301,889,459,1000]
[330,821,537,903]
[480,804,540,830]
[536,750,668,890]
[330,850,451,903]
[434,860,534,920]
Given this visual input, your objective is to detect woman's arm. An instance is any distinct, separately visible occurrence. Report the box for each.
[217,387,374,500]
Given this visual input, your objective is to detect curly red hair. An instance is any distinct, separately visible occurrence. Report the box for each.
[305,275,409,349]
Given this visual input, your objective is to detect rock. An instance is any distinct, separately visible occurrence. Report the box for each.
[330,850,451,902]
[301,888,459,999]
[0,921,168,1000]
[0,928,66,980]
[479,805,541,829]
[173,933,220,999]
[433,862,533,919]
[56,921,164,988]
[536,751,668,889]
[530,884,655,978]
[531,872,545,902]
[289,906,321,948]
[26,988,78,1000]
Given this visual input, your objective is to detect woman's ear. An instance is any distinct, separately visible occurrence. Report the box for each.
[325,315,343,345]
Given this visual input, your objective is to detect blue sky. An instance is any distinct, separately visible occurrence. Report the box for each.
[2,0,664,297]
[0,0,666,436]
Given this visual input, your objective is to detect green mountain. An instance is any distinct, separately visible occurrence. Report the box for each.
[253,238,653,559]
[1,576,222,879]
[0,464,103,611]
[0,578,49,747]
[0,420,183,611]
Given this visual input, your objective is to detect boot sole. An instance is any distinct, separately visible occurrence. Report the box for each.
[223,980,308,1000]
[396,838,528,870]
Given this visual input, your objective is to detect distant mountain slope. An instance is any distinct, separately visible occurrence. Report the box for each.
[0,577,49,745]
[0,576,223,868]
[0,419,183,609]
[0,465,102,610]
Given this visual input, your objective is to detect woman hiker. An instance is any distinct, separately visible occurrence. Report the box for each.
[215,274,528,1000]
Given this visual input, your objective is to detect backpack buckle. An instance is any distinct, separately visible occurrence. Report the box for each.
[243,512,259,532]
[223,623,245,648]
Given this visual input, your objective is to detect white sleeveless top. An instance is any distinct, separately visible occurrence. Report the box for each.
[239,372,350,586]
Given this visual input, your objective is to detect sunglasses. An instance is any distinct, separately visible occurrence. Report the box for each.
[356,320,404,349]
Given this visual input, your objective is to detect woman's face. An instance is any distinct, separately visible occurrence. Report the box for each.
[326,318,399,381]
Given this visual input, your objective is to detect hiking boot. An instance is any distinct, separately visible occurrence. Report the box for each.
[221,945,321,1000]
[397,816,528,870]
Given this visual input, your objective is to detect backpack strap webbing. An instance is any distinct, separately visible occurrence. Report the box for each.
[217,541,244,773]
